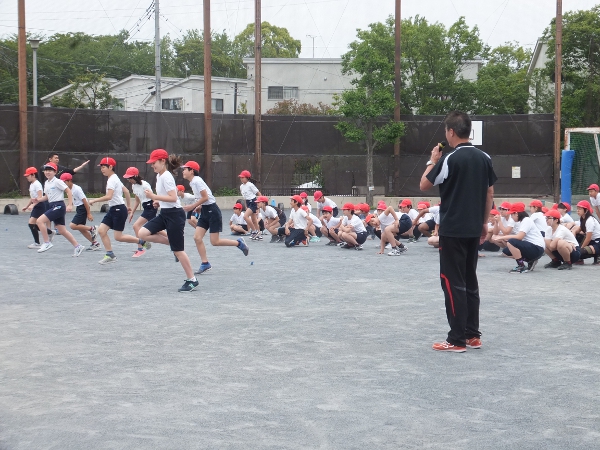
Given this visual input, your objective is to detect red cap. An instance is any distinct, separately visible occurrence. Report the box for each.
[301,205,309,212]
[59,172,73,181]
[577,200,593,212]
[290,195,303,204]
[176,184,185,192]
[23,167,38,176]
[542,207,548,213]
[587,183,599,191]
[499,201,512,210]
[509,202,525,214]
[399,199,412,208]
[238,170,251,178]
[357,203,369,213]
[423,201,431,208]
[313,190,323,200]
[342,202,355,211]
[98,157,117,167]
[545,209,561,219]
[364,214,375,223]
[551,203,559,210]
[490,209,499,215]
[299,192,308,198]
[43,162,58,171]
[529,200,543,208]
[182,161,200,171]
[321,205,333,212]
[123,167,139,179]
[558,202,571,212]
[417,203,427,209]
[256,196,269,203]
[376,202,387,210]
[147,149,169,163]
[234,203,243,209]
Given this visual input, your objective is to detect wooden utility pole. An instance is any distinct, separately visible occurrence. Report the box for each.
[393,0,401,196]
[553,0,562,201]
[254,0,262,184]
[154,0,161,112]
[204,0,213,186]
[18,0,28,195]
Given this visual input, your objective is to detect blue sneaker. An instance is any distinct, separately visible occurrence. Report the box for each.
[195,262,212,275]
[178,279,199,292]
[237,237,249,256]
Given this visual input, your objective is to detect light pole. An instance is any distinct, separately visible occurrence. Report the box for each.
[306,35,318,58]
[29,39,41,106]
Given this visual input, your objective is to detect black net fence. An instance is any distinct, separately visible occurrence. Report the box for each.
[0,106,554,196]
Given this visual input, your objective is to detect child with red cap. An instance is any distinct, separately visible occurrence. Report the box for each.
[238,170,262,238]
[123,166,156,257]
[588,183,600,218]
[572,200,600,265]
[529,200,547,236]
[60,172,99,252]
[557,202,574,227]
[338,203,368,250]
[230,203,248,235]
[278,195,313,247]
[320,205,342,245]
[491,201,515,250]
[256,196,283,241]
[543,209,581,270]
[22,167,46,248]
[313,191,338,218]
[398,199,419,242]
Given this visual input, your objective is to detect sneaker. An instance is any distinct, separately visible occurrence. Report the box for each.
[466,337,482,349]
[527,259,539,272]
[250,233,260,241]
[28,243,41,249]
[509,265,528,273]
[354,244,363,250]
[326,241,337,246]
[98,254,117,265]
[544,259,562,269]
[256,234,263,241]
[132,249,146,258]
[558,262,572,270]
[47,230,55,243]
[300,239,308,246]
[53,228,60,236]
[388,247,407,256]
[337,242,346,247]
[408,236,417,243]
[309,236,320,243]
[37,242,53,253]
[142,241,152,250]
[573,260,584,265]
[90,225,97,241]
[432,341,466,352]
[385,243,392,249]
[194,262,212,274]
[237,237,249,256]
[269,235,279,243]
[86,242,101,251]
[72,245,85,257]
[178,279,199,292]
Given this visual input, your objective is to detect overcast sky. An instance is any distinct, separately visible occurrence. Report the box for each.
[0,0,598,58]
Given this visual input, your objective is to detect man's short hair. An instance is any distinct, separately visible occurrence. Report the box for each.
[47,152,59,161]
[444,111,471,139]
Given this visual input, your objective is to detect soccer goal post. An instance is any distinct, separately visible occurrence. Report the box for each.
[564,128,600,199]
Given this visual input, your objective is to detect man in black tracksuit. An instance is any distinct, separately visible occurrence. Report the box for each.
[420,111,497,353]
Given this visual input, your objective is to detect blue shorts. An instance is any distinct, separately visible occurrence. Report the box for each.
[71,204,88,225]
[101,205,128,232]
[356,231,368,245]
[197,203,223,234]
[30,202,47,219]
[245,199,257,213]
[141,201,157,221]
[44,201,66,226]
[143,207,186,252]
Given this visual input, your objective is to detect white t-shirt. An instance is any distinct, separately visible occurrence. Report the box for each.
[517,217,545,248]
[429,206,441,224]
[590,195,600,208]
[155,171,181,209]
[179,193,195,206]
[560,213,574,224]
[230,213,247,226]
[530,211,547,232]
[191,176,216,205]
[71,184,86,207]
[317,197,337,211]
[418,212,433,224]
[289,208,309,230]
[406,209,418,221]
[240,182,259,200]
[259,205,278,221]
[309,213,322,228]
[343,215,367,233]
[501,216,515,229]
[378,210,397,228]
[132,181,152,204]
[584,216,600,240]
[323,216,342,229]
[545,224,578,246]
[29,180,43,199]
[44,177,68,203]
[106,174,125,207]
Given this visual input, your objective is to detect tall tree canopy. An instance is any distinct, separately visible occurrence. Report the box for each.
[233,22,301,58]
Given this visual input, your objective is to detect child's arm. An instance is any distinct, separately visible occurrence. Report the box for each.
[187,189,209,212]
[89,189,114,205]
[64,187,74,212]
[82,197,94,221]
[122,185,132,211]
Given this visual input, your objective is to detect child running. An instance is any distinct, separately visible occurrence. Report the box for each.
[34,162,85,256]
[123,166,156,257]
[59,173,99,251]
[22,167,46,249]
[238,170,262,238]
[88,158,144,264]
[137,149,199,292]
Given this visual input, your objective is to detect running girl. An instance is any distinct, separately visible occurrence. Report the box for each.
[59,173,99,251]
[338,203,368,250]
[238,170,262,238]
[22,167,46,249]
[123,166,156,257]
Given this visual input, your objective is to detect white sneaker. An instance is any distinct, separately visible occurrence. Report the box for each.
[72,245,85,257]
[28,243,42,249]
[37,242,54,253]
[385,243,392,249]
[98,254,117,265]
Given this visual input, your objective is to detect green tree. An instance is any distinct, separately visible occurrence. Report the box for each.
[266,99,334,115]
[233,22,301,59]
[543,5,600,127]
[50,72,122,109]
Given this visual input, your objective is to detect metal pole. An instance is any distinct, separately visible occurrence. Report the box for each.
[234,82,238,115]
[32,47,38,106]
[306,35,317,58]
[393,0,401,196]
[18,0,28,195]
[204,0,213,186]
[154,0,161,112]
[553,0,562,202]
[254,0,262,184]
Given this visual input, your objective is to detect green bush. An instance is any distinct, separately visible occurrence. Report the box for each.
[214,187,240,197]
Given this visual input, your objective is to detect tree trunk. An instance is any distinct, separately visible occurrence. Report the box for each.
[365,121,374,207]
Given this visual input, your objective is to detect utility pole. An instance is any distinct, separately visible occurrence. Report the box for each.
[18,0,28,195]
[393,0,401,196]
[254,0,262,184]
[306,34,317,58]
[154,0,161,112]
[553,0,562,202]
[234,82,238,115]
[204,0,213,186]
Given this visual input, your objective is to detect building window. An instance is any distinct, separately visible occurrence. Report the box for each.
[162,98,183,111]
[268,86,298,100]
[211,98,224,113]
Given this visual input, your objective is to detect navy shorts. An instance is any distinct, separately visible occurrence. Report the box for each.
[30,202,47,219]
[196,203,223,234]
[141,201,157,221]
[284,228,307,247]
[186,209,199,220]
[503,239,545,261]
[232,224,248,235]
[423,219,436,231]
[71,204,88,225]
[245,199,257,213]
[143,207,186,252]
[101,205,128,232]
[356,231,368,245]
[552,247,581,263]
[278,212,287,226]
[44,201,66,226]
